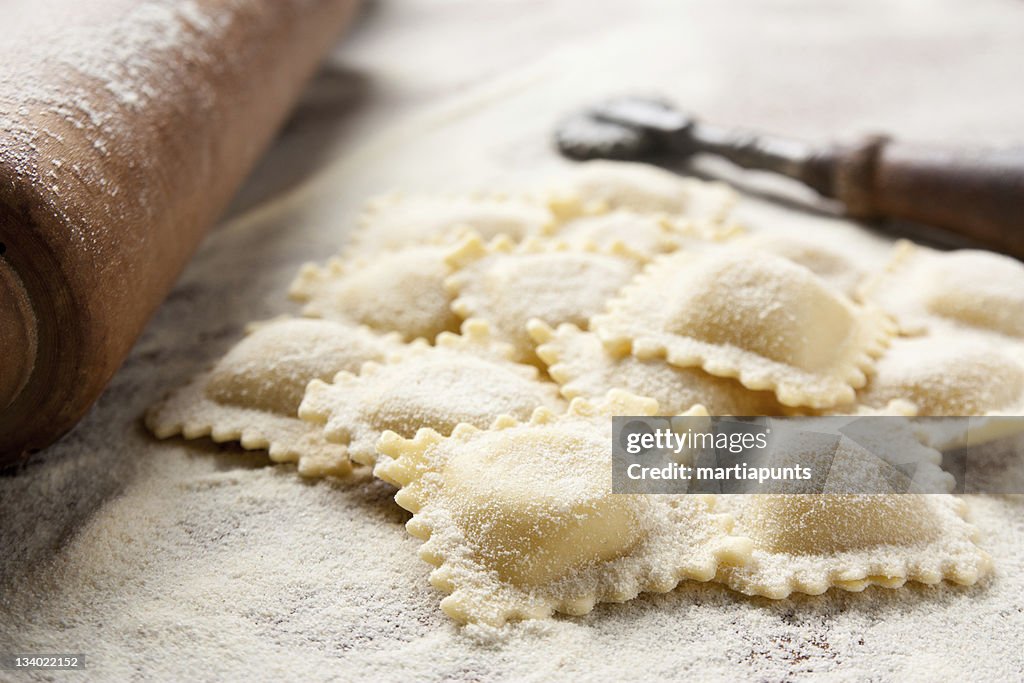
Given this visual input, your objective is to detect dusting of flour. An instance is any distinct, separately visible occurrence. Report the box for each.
[1,448,1022,681]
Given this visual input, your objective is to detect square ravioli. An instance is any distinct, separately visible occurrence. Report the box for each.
[445,234,639,366]
[591,248,895,409]
[548,159,738,223]
[715,494,991,599]
[859,240,1024,340]
[289,244,461,342]
[348,193,553,255]
[146,318,400,477]
[298,319,565,466]
[144,163,1006,626]
[375,391,753,625]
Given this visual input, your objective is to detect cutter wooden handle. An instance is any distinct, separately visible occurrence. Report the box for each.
[826,139,1024,256]
[684,131,1024,258]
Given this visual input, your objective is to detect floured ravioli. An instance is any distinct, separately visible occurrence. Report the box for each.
[375,391,753,625]
[446,234,639,365]
[146,318,399,477]
[548,160,737,223]
[348,193,552,255]
[858,334,1024,416]
[715,494,991,598]
[289,244,460,342]
[298,320,564,466]
[751,417,954,495]
[591,248,894,409]
[528,320,786,416]
[860,240,1024,339]
[543,209,742,262]
[736,233,868,296]
[542,210,682,261]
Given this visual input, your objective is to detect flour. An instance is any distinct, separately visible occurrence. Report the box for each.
[1,451,1021,681]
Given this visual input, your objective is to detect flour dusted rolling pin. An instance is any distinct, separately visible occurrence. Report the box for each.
[0,0,360,465]
[556,96,1024,258]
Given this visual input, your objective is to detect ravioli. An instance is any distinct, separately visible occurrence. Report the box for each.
[529,320,786,416]
[289,244,461,342]
[446,235,639,365]
[716,494,991,598]
[375,391,753,625]
[736,233,868,296]
[348,193,552,255]
[753,416,954,495]
[591,248,894,409]
[146,318,399,477]
[298,320,565,466]
[543,210,682,261]
[544,209,741,261]
[548,160,738,223]
[858,335,1024,416]
[860,240,1024,338]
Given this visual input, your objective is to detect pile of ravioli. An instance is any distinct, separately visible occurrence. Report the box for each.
[148,161,1020,626]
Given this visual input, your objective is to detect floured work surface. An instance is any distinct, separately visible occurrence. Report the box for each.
[2,1,1024,680]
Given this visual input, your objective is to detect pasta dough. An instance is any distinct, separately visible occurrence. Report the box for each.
[446,235,639,365]
[146,318,399,477]
[548,160,737,223]
[528,320,787,415]
[348,193,552,255]
[591,248,894,409]
[860,240,1024,338]
[289,244,461,342]
[715,494,991,598]
[298,320,565,466]
[375,390,753,625]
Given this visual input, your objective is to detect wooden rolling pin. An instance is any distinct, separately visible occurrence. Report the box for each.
[0,0,360,466]
[556,96,1024,258]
